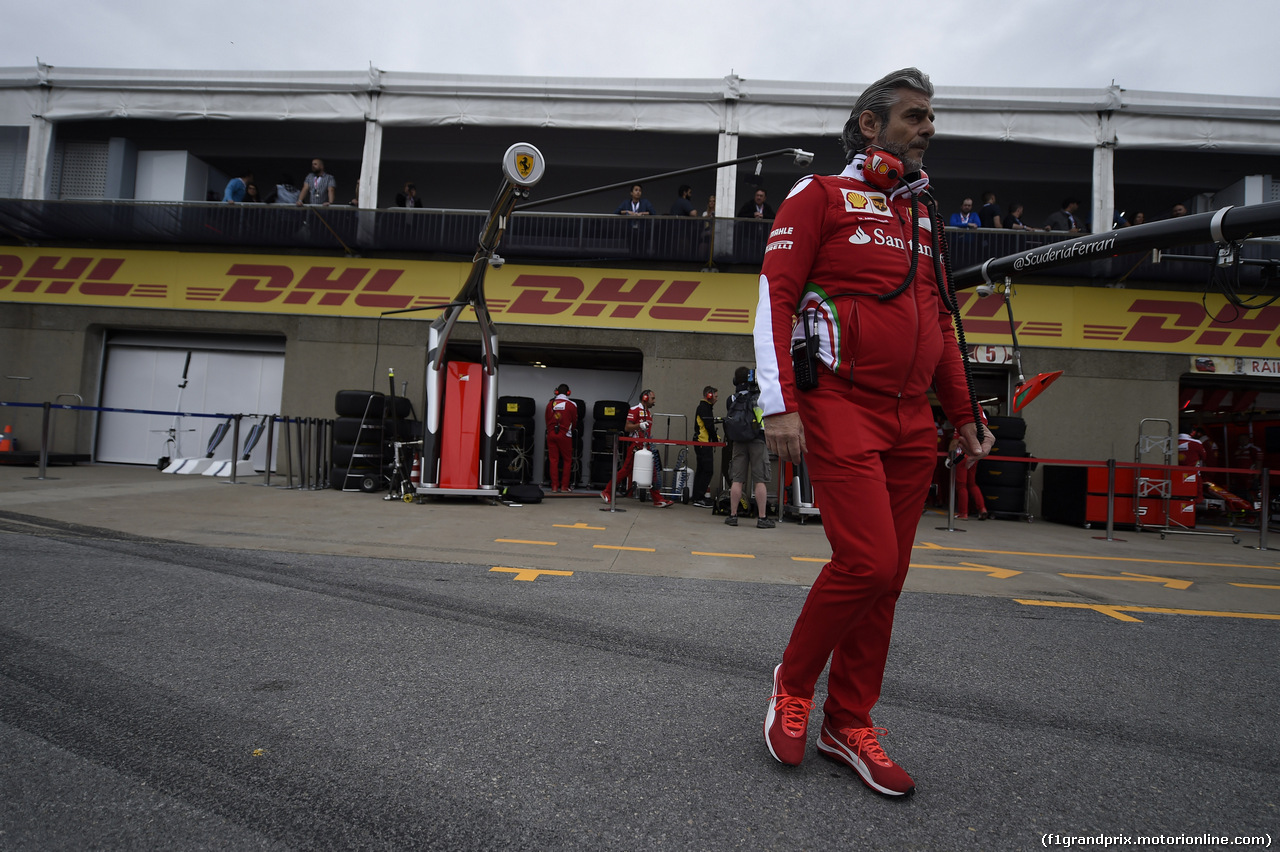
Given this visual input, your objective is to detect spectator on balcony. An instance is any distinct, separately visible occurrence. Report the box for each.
[670,184,698,217]
[223,170,254,203]
[735,189,775,260]
[267,175,299,205]
[615,183,655,216]
[296,158,336,207]
[977,191,1002,229]
[1044,197,1082,233]
[396,182,425,208]
[948,197,979,228]
[1004,202,1033,231]
[1168,202,1189,219]
[1131,211,1147,226]
[244,183,262,203]
[737,189,775,220]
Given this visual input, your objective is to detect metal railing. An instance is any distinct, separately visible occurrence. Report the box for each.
[2,199,1277,282]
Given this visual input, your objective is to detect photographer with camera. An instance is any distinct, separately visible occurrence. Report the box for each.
[723,367,773,529]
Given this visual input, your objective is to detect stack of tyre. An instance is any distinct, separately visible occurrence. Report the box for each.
[331,390,419,492]
[331,390,390,492]
[541,397,585,489]
[976,415,1033,517]
[589,400,629,487]
[496,396,536,485]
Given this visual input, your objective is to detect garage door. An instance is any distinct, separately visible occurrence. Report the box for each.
[96,333,285,467]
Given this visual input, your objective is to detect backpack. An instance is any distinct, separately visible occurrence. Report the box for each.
[724,390,762,443]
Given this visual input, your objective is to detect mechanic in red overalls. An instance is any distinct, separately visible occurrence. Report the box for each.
[545,384,577,492]
[756,67,993,796]
[600,390,674,508]
[950,429,989,520]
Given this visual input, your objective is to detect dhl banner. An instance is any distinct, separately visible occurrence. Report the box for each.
[2,246,1278,356]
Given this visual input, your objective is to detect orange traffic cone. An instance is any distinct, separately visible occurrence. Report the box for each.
[0,425,13,452]
[410,453,421,484]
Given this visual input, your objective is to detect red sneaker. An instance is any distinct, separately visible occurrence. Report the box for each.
[817,723,915,796]
[764,664,812,766]
[653,499,675,508]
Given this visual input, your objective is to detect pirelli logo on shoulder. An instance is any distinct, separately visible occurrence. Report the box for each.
[843,189,892,218]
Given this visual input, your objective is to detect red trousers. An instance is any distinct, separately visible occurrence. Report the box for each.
[547,431,573,490]
[954,458,986,517]
[603,443,664,505]
[779,374,936,729]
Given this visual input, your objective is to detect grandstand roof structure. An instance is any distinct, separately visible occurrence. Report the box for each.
[2,64,1278,229]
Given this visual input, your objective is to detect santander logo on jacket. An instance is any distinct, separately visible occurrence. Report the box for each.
[753,155,970,422]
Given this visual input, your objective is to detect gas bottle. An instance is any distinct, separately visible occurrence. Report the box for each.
[631,447,654,489]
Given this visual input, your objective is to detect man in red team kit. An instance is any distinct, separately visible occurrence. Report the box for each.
[755,67,993,796]
[545,383,578,492]
[600,390,674,508]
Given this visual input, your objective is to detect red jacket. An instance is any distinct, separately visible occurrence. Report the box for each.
[753,157,976,430]
[544,393,577,438]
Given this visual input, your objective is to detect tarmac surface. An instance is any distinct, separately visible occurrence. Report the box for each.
[1,462,1278,849]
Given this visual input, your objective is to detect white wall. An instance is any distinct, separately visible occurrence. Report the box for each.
[135,150,214,201]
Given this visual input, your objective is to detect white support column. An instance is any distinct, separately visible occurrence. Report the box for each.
[358,92,383,209]
[23,116,54,200]
[356,91,383,250]
[1092,109,1116,233]
[715,125,739,220]
[1092,144,1115,235]
[715,75,741,222]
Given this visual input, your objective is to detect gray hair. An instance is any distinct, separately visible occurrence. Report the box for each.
[840,67,934,162]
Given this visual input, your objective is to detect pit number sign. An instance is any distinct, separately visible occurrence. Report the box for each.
[968,345,1014,365]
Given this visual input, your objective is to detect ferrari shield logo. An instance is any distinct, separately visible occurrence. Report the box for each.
[516,154,534,180]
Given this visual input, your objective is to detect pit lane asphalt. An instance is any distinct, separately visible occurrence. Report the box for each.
[1,464,1277,850]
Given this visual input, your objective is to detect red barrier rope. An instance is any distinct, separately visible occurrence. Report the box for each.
[930,450,1270,479]
[619,436,726,447]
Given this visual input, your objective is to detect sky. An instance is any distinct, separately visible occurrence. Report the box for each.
[4,0,1278,99]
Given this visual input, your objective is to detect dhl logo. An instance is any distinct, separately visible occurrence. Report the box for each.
[496,274,743,324]
[0,255,135,297]
[956,292,1280,349]
[216,264,414,308]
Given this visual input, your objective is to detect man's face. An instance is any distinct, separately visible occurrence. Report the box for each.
[960,198,973,213]
[311,159,323,174]
[863,89,934,173]
[630,185,643,200]
[1173,204,1187,216]
[754,190,766,206]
